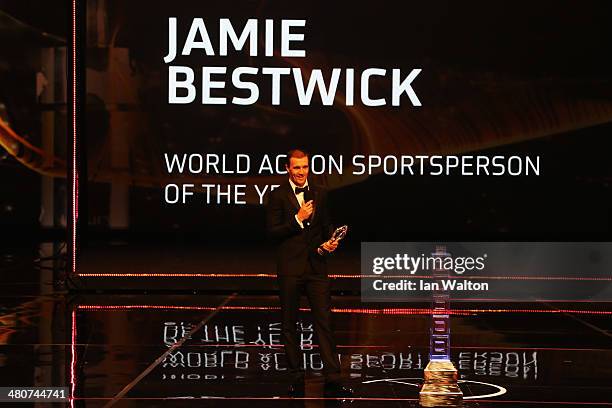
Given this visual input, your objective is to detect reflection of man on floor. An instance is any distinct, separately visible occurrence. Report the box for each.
[266,149,353,398]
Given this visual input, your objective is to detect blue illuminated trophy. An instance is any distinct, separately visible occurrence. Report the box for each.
[419,245,463,406]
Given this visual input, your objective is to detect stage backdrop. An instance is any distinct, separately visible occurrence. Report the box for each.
[74,0,612,290]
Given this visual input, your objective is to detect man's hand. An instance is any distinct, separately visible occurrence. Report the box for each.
[297,200,314,222]
[321,239,339,253]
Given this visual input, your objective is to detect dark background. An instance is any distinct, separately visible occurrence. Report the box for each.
[0,0,68,244]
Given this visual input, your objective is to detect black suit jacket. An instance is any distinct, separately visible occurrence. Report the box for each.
[266,181,334,276]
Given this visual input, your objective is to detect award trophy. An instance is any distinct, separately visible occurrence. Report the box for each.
[419,245,463,407]
[317,225,348,255]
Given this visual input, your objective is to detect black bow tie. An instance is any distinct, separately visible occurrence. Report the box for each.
[295,187,308,195]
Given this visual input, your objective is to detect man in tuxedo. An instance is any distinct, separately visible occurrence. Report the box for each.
[266,149,352,398]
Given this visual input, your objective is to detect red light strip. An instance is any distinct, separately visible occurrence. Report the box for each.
[75,305,612,315]
[77,273,278,277]
[468,400,612,405]
[71,0,78,275]
[72,397,419,401]
[76,273,612,281]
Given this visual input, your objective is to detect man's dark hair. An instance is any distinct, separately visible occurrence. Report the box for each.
[285,149,309,167]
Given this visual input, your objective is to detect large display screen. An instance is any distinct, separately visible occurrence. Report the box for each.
[74,1,612,290]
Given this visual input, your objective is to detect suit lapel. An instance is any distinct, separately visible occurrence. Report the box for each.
[310,187,319,223]
[286,182,300,211]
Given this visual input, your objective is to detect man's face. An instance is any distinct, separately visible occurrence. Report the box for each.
[286,156,309,187]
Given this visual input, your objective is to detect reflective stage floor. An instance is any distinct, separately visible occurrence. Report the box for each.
[1,247,612,407]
